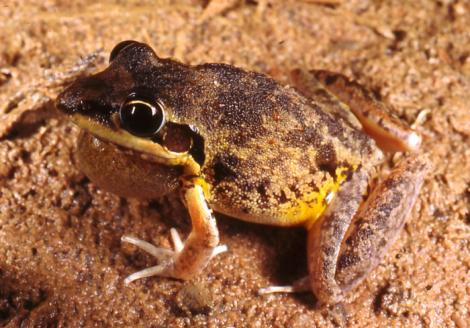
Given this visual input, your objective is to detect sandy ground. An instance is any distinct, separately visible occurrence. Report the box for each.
[0,1,469,327]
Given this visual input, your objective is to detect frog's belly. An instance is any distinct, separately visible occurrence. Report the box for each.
[211,196,327,228]
[209,167,349,229]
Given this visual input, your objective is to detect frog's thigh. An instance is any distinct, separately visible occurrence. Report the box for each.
[308,156,428,304]
[335,156,428,290]
[307,167,368,304]
[291,69,421,153]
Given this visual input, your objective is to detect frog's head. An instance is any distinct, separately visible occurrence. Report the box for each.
[56,41,206,198]
[56,41,203,175]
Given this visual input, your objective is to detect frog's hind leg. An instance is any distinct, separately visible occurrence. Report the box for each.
[121,184,227,284]
[309,155,428,304]
[290,69,421,153]
[259,165,370,299]
[306,165,370,303]
[260,157,428,303]
[333,156,428,292]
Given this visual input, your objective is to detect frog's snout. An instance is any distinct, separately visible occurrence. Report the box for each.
[56,79,92,116]
[56,75,114,119]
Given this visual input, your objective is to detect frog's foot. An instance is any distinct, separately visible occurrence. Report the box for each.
[122,230,228,284]
[122,184,226,284]
[258,276,310,295]
[164,228,228,258]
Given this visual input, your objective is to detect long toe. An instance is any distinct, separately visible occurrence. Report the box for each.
[124,264,171,284]
[121,235,175,260]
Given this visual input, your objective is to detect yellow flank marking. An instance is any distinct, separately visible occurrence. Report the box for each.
[279,166,353,229]
[193,177,211,200]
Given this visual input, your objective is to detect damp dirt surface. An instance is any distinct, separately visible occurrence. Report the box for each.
[0,1,469,327]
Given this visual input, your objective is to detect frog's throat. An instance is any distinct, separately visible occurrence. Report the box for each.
[70,114,201,175]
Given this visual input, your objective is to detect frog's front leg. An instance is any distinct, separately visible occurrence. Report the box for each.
[122,181,227,284]
[308,155,428,304]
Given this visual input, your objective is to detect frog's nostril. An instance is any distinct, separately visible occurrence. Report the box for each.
[56,90,75,114]
[55,92,69,113]
[56,87,85,115]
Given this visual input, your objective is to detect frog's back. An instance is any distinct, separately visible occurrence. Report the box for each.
[155,62,380,226]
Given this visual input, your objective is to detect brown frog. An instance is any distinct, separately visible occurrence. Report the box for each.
[56,41,428,304]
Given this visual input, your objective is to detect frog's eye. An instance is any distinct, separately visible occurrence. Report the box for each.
[109,40,140,62]
[119,100,165,137]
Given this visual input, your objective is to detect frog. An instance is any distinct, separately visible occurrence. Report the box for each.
[55,40,428,304]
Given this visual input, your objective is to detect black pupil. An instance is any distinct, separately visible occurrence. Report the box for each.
[120,101,164,137]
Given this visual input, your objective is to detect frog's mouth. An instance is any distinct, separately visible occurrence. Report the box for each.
[69,113,201,175]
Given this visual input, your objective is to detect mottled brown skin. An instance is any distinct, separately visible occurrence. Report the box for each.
[57,43,379,225]
[56,41,428,304]
[293,69,422,153]
[306,156,427,303]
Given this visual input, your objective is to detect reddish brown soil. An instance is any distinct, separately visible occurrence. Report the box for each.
[0,1,469,327]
